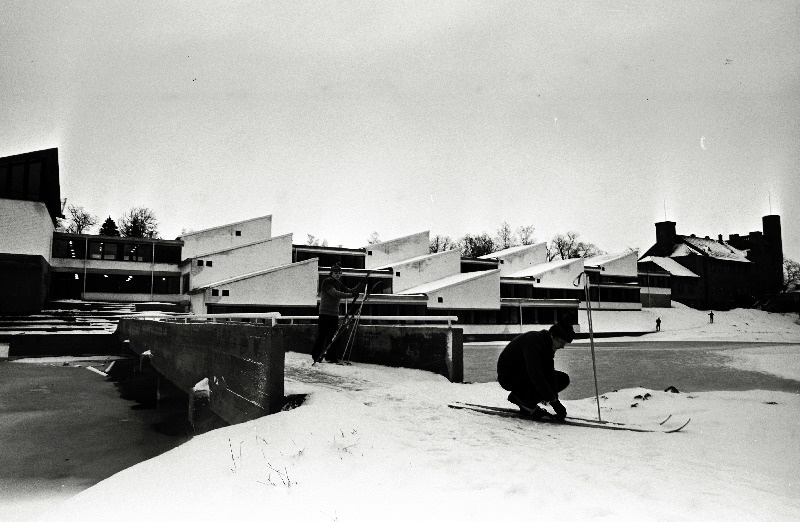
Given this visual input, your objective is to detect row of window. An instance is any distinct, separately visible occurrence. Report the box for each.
[49,272,181,297]
[52,239,182,264]
[500,285,583,300]
[637,274,671,288]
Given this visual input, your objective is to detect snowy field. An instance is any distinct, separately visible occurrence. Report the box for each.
[6,306,800,521]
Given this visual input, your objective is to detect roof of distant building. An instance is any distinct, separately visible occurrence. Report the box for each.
[675,236,750,263]
[639,256,701,278]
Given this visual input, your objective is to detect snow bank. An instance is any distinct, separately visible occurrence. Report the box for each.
[578,304,800,343]
[36,352,800,521]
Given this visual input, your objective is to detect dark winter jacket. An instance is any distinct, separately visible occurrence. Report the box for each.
[496,330,559,402]
[318,278,357,317]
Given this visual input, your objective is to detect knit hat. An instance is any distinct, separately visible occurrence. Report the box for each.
[549,321,575,343]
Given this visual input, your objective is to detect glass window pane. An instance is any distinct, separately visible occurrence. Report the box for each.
[103,243,118,260]
[28,162,41,196]
[11,164,24,195]
[0,165,8,191]
[89,241,103,259]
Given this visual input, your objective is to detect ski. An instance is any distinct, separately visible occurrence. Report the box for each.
[452,402,675,428]
[448,403,691,433]
[341,281,382,363]
[313,279,380,365]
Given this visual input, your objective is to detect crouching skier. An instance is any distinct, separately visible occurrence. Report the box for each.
[496,318,576,421]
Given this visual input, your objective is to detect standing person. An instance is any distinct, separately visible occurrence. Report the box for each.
[656,317,661,332]
[709,311,714,324]
[312,263,361,363]
[496,319,576,420]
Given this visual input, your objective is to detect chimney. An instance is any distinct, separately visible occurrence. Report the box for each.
[655,221,677,255]
[718,234,724,243]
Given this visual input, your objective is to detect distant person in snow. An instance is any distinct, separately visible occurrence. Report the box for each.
[709,311,714,324]
[496,318,576,420]
[312,263,361,363]
[656,317,661,332]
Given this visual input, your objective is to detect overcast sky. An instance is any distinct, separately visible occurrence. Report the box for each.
[2,1,798,260]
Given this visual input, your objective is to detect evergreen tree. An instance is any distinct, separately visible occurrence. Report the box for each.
[98,216,121,236]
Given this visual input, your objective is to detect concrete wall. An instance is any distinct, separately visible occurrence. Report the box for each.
[0,254,49,313]
[117,320,285,424]
[480,243,547,276]
[179,215,272,259]
[195,258,319,311]
[589,251,639,277]
[426,270,501,310]
[280,323,463,382]
[389,249,461,293]
[0,199,54,260]
[364,231,429,270]
[533,258,585,288]
[188,233,293,290]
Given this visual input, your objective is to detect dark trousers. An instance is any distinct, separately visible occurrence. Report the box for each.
[312,314,341,361]
[499,370,570,406]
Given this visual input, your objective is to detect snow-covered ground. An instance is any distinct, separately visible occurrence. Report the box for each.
[5,306,800,521]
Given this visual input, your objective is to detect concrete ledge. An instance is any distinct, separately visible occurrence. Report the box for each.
[117,320,284,425]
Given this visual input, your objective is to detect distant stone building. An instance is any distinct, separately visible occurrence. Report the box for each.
[639,216,784,310]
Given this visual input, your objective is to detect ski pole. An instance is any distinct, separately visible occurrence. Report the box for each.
[575,271,602,422]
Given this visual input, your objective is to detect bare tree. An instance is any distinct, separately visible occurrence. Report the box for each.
[516,224,536,245]
[548,231,604,260]
[459,232,496,258]
[783,258,800,293]
[367,231,381,245]
[429,234,455,253]
[120,207,159,238]
[64,205,98,234]
[495,222,519,250]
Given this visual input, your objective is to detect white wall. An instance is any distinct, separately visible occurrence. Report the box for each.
[480,243,547,276]
[201,258,319,307]
[589,251,639,277]
[389,249,461,293]
[365,231,429,270]
[179,215,272,259]
[533,258,585,289]
[0,199,54,259]
[189,234,293,290]
[425,270,501,310]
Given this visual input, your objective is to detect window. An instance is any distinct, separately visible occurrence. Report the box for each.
[222,289,229,296]
[211,289,219,296]
[206,260,213,267]
[437,296,443,303]
[89,241,103,260]
[27,162,41,197]
[235,230,241,236]
[102,242,118,260]
[10,164,24,196]
[197,260,204,266]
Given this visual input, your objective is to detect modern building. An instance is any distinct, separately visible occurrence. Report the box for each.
[639,217,784,310]
[7,147,668,338]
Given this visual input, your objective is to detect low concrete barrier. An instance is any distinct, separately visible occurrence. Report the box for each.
[272,324,463,383]
[116,319,463,428]
[117,319,284,425]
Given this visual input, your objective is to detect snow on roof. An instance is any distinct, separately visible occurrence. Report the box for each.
[478,243,545,259]
[583,251,635,268]
[639,256,700,278]
[194,233,292,258]
[676,236,750,263]
[195,258,315,289]
[506,257,581,278]
[178,214,272,238]
[397,270,497,295]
